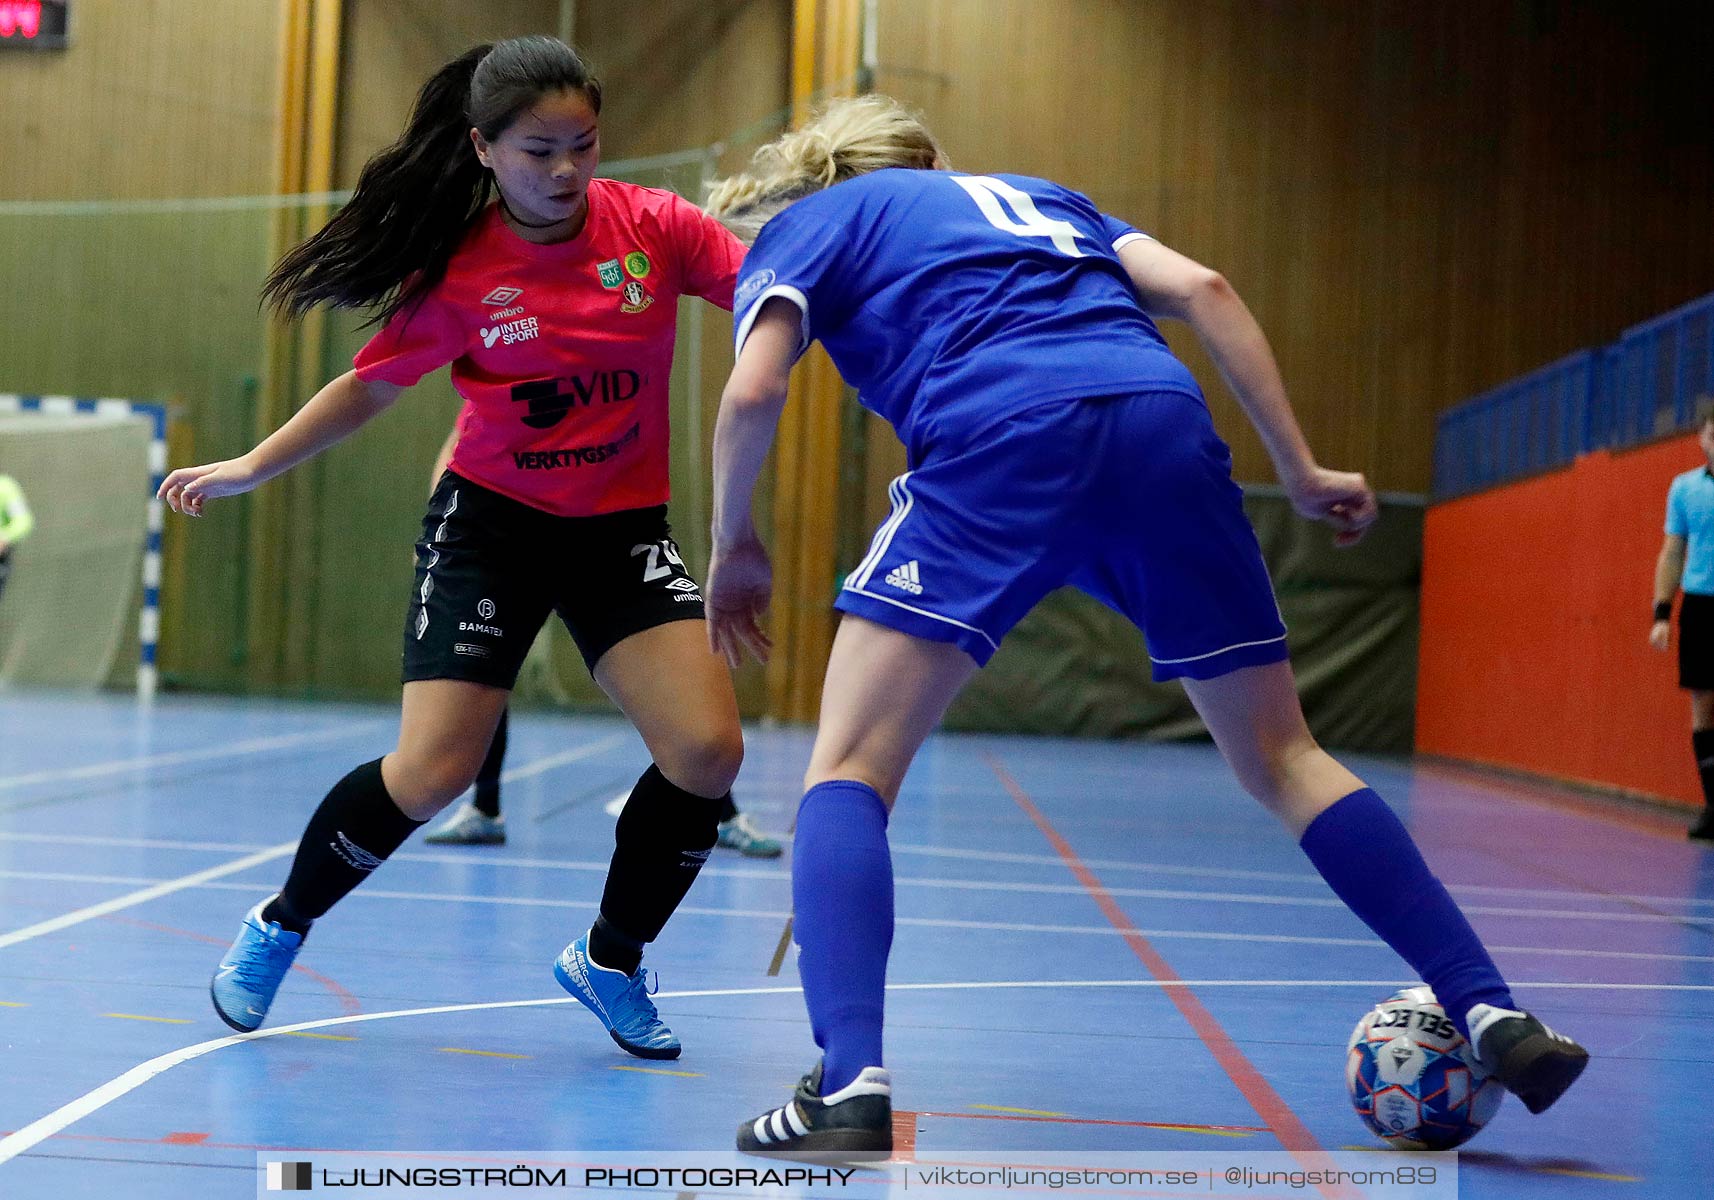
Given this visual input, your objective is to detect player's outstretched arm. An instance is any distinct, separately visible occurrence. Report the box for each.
[707,298,800,667]
[1116,237,1377,546]
[158,370,403,516]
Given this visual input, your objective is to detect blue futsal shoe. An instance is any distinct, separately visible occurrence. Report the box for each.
[553,932,681,1060]
[211,896,304,1032]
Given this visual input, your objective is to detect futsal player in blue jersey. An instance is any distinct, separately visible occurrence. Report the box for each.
[702,96,1589,1155]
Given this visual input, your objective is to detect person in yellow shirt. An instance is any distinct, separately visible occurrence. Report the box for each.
[0,473,34,604]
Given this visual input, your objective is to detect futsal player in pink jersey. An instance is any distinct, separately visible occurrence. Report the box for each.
[160,36,746,1060]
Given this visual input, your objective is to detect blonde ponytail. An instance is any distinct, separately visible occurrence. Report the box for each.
[706,94,944,241]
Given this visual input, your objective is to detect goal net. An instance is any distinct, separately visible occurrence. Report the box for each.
[0,395,164,694]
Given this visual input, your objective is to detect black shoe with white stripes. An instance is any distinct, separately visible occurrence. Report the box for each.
[737,1061,892,1159]
[1689,809,1714,843]
[1467,1005,1589,1114]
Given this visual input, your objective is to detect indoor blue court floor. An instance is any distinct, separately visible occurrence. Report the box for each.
[0,691,1708,1198]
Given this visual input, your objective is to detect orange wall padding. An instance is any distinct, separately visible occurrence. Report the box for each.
[1418,433,1704,808]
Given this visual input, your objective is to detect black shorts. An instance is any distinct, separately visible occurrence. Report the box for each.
[403,471,706,688]
[1680,592,1714,691]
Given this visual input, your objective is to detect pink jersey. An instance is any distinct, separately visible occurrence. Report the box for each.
[355,180,744,516]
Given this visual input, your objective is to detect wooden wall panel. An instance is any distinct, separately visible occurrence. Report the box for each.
[873,0,1714,493]
[336,0,562,186]
[0,1,279,201]
[577,0,793,168]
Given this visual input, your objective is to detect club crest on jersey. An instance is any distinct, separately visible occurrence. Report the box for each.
[596,259,623,289]
[735,269,775,310]
[624,250,651,279]
[620,280,654,314]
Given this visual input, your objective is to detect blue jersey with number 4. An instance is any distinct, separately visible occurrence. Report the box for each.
[732,168,1202,459]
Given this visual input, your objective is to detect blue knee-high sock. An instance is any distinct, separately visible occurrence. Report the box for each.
[793,780,894,1094]
[1300,788,1514,1038]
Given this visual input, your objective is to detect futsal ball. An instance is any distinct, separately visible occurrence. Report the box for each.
[1346,986,1504,1150]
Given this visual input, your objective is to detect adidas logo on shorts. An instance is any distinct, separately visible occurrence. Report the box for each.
[884,560,924,595]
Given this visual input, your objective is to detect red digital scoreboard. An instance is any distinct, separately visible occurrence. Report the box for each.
[0,1,69,50]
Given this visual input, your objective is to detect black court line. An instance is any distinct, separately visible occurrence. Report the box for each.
[767,916,794,977]
[533,777,629,824]
[13,1151,251,1172]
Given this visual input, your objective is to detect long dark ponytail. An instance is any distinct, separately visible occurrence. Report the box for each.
[262,36,602,325]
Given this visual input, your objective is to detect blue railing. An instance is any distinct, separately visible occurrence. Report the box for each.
[1433,291,1714,500]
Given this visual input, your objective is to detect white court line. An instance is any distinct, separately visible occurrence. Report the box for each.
[10,827,1714,915]
[0,833,278,854]
[493,733,630,784]
[0,843,296,951]
[0,739,629,951]
[0,723,389,793]
[887,843,1714,910]
[5,861,1711,930]
[6,869,1712,967]
[1,974,1708,1169]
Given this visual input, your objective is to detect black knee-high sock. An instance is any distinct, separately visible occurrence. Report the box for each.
[716,792,738,824]
[473,708,508,819]
[264,758,425,934]
[592,764,720,974]
[1694,730,1714,808]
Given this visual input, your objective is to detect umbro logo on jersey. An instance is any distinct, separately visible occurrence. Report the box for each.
[482,286,523,306]
[666,577,699,592]
[884,560,924,595]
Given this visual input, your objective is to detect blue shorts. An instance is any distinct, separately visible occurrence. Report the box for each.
[835,391,1289,680]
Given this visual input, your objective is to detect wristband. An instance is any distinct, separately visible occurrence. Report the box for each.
[1655,601,1673,623]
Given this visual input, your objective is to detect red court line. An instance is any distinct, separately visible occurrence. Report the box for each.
[0,1130,295,1152]
[914,1110,1267,1134]
[101,913,362,1014]
[987,755,1359,1200]
[891,1110,918,1162]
